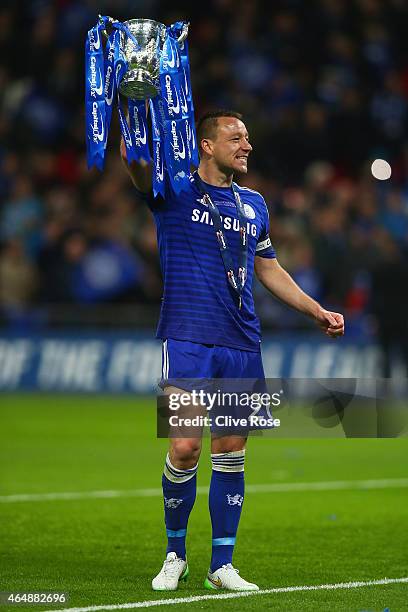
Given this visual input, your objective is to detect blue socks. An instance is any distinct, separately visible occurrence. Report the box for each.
[161,449,245,569]
[162,453,198,560]
[209,450,245,572]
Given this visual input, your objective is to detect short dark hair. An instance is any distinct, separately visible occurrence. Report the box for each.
[196,109,243,151]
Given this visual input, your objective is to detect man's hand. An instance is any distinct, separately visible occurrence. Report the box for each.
[120,136,152,192]
[314,308,345,338]
[120,137,128,162]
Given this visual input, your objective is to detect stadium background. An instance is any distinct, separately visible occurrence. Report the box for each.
[1,2,408,611]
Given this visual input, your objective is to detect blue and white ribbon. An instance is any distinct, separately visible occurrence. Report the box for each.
[114,36,134,162]
[103,32,116,150]
[178,38,199,167]
[85,20,107,170]
[160,30,190,194]
[150,97,166,198]
[128,99,150,163]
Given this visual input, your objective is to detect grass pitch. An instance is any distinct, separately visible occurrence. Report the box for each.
[0,394,407,611]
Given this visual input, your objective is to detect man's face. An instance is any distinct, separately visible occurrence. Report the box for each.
[205,117,253,174]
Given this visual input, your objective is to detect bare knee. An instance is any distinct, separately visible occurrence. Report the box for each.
[211,435,247,454]
[170,438,202,469]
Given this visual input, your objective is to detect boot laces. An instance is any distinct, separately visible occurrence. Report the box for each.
[164,557,182,579]
[222,563,239,574]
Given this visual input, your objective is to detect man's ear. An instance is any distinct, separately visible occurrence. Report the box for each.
[200,138,213,156]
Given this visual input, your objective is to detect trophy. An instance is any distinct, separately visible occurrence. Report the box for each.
[98,17,189,100]
[85,15,198,195]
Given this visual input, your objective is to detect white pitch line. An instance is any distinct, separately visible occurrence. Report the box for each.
[1,478,408,504]
[44,577,408,612]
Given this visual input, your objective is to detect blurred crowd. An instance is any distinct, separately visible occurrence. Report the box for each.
[1,0,408,352]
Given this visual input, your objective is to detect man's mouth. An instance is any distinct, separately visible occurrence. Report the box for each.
[236,156,248,161]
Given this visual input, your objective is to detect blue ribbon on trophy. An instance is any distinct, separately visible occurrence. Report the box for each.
[177,30,200,167]
[150,96,166,197]
[103,31,116,150]
[85,18,106,171]
[85,16,198,194]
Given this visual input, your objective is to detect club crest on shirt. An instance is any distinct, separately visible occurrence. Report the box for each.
[243,203,256,219]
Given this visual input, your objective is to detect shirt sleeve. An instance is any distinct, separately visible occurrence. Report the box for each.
[133,185,163,210]
[256,197,276,259]
[132,169,171,211]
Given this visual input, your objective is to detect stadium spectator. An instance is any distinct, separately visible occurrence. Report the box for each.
[371,229,408,376]
[0,238,38,309]
[0,175,43,258]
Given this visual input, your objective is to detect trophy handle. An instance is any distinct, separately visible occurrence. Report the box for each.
[177,22,189,44]
[98,14,115,40]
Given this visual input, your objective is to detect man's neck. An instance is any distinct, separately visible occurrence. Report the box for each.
[197,163,233,188]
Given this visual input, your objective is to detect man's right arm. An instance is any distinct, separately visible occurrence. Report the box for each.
[120,137,152,194]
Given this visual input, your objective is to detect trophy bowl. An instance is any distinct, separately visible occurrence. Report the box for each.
[119,19,166,99]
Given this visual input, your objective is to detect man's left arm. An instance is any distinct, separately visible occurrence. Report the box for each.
[254,256,345,338]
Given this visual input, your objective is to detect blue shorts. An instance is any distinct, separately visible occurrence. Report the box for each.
[160,338,265,386]
[159,339,273,434]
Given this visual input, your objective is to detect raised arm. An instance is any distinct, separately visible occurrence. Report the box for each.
[120,137,152,193]
[254,256,345,338]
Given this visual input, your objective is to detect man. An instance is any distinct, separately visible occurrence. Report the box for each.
[121,110,344,592]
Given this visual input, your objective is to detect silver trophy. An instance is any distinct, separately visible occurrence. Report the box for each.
[99,16,189,100]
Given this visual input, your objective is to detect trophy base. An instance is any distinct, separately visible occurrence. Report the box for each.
[119,69,159,100]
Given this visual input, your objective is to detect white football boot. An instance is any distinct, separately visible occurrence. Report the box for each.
[152,552,189,591]
[204,563,259,591]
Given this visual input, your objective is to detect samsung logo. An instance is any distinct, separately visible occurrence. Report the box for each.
[191,209,257,236]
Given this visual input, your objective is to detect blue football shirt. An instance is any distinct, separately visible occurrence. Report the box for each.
[142,172,276,352]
